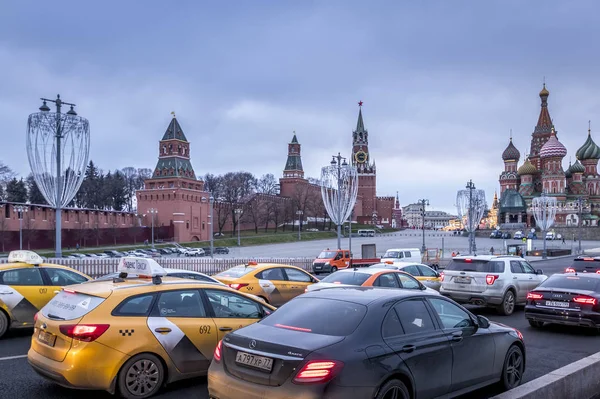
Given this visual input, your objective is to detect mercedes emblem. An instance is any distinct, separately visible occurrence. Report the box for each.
[249,340,257,349]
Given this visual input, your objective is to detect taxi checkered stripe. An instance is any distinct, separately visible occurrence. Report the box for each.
[119,329,135,336]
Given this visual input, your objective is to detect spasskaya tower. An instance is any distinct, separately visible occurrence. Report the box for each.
[351,102,378,224]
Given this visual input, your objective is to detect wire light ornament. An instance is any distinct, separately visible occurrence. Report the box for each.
[26,95,90,257]
[456,180,487,255]
[321,153,359,250]
[532,192,557,259]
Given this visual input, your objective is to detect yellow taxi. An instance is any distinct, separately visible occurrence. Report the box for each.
[28,257,275,399]
[0,250,91,338]
[213,262,319,306]
[368,261,442,291]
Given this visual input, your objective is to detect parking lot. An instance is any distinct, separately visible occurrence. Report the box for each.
[1,255,599,399]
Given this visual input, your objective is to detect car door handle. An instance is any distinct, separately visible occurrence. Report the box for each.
[219,327,233,332]
[261,284,270,287]
[451,331,463,342]
[154,327,172,333]
[401,345,416,353]
[513,277,517,279]
[0,292,13,295]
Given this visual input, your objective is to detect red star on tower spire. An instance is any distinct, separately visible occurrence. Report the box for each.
[358,100,363,107]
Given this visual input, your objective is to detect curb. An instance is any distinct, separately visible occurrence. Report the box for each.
[491,350,600,399]
[527,254,576,263]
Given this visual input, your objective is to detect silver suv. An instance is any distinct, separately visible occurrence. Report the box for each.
[440,255,548,315]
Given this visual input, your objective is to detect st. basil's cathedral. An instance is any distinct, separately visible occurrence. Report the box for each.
[498,84,600,228]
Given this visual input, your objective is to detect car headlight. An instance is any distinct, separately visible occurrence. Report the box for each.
[325,262,330,266]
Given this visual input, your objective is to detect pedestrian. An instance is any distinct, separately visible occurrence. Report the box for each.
[451,251,456,257]
[562,236,565,244]
[76,243,80,251]
[490,247,494,255]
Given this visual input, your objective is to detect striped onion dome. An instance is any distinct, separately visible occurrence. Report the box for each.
[502,138,520,161]
[576,133,600,160]
[517,158,537,176]
[570,160,585,174]
[540,130,567,159]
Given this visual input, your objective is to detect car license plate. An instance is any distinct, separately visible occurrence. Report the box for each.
[545,300,569,308]
[38,330,56,347]
[236,351,273,371]
[315,266,321,270]
[455,277,471,284]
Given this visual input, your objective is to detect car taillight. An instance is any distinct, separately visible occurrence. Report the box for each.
[565,268,576,273]
[229,283,249,290]
[596,270,600,275]
[573,295,598,306]
[515,329,523,340]
[33,312,38,322]
[293,360,344,384]
[440,272,444,282]
[304,288,308,293]
[59,324,110,342]
[527,292,543,300]
[214,339,223,362]
[486,275,499,285]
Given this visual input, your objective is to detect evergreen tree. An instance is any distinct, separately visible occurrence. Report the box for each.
[26,173,48,205]
[0,184,4,201]
[111,171,127,211]
[79,161,101,208]
[6,178,28,203]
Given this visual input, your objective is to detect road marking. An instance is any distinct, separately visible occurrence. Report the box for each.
[0,354,27,361]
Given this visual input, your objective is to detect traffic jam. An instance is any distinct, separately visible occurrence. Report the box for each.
[0,250,599,399]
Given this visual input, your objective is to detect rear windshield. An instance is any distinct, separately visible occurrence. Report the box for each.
[261,297,367,336]
[446,260,505,273]
[214,266,255,278]
[539,275,600,291]
[41,290,106,321]
[571,258,600,268]
[383,251,402,259]
[321,271,371,285]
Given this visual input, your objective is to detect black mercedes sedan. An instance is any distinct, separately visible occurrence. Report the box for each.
[208,287,525,399]
[525,273,600,329]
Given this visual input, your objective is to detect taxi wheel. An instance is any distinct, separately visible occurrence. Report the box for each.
[331,266,338,273]
[117,353,165,399]
[0,311,8,338]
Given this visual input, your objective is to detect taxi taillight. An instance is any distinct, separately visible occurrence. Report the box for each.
[33,312,38,322]
[229,283,249,290]
[59,324,110,342]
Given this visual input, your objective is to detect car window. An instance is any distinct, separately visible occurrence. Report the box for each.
[375,273,400,288]
[428,298,473,329]
[256,268,285,281]
[214,266,255,278]
[261,297,367,336]
[44,268,88,286]
[402,265,421,276]
[204,289,262,318]
[284,268,312,282]
[417,265,438,278]
[155,290,206,318]
[0,268,44,286]
[520,262,536,274]
[510,261,524,274]
[171,272,215,283]
[394,299,436,334]
[321,271,371,286]
[382,308,404,338]
[404,251,412,258]
[397,273,421,290]
[113,294,155,316]
[446,260,504,273]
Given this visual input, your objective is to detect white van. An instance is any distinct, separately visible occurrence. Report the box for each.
[381,248,421,262]
[358,229,376,237]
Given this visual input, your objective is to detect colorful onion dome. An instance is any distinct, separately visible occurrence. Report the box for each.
[539,83,549,98]
[565,161,572,178]
[502,138,520,161]
[576,131,600,160]
[540,129,567,158]
[517,158,537,176]
[570,160,585,174]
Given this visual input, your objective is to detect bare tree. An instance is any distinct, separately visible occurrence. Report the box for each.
[109,214,121,245]
[243,194,265,234]
[256,174,278,195]
[221,172,256,235]
[215,202,230,234]
[129,225,143,244]
[22,216,36,250]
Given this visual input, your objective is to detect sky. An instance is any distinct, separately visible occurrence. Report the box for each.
[2,0,600,215]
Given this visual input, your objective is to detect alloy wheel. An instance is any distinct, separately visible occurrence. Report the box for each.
[505,348,523,389]
[382,386,408,399]
[125,358,161,396]
[503,291,515,315]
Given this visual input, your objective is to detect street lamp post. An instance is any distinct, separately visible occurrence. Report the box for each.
[147,209,158,248]
[532,192,557,260]
[576,197,584,254]
[418,199,429,254]
[296,210,304,241]
[209,196,214,258]
[235,208,243,246]
[333,154,347,249]
[348,209,354,262]
[13,205,28,250]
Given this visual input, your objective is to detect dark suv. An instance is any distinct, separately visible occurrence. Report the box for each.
[565,256,600,274]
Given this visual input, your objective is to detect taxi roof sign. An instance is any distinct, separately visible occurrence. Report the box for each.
[117,257,167,278]
[8,250,44,265]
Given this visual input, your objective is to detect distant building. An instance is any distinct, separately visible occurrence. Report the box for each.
[402,203,456,229]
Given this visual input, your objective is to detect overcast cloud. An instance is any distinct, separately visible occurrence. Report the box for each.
[1,0,600,214]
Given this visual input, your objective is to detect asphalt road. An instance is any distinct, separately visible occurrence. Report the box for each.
[0,256,598,399]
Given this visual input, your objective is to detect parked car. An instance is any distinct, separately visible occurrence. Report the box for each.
[502,232,512,239]
[440,255,548,315]
[490,230,503,239]
[208,288,526,399]
[185,248,206,257]
[215,247,230,254]
[527,232,538,239]
[104,250,124,258]
[545,231,562,240]
[514,231,524,239]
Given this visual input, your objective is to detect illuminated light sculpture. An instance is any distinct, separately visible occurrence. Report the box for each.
[456,180,487,255]
[532,192,558,259]
[321,153,358,250]
[27,95,90,257]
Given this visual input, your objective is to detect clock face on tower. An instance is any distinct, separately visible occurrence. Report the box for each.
[355,151,367,163]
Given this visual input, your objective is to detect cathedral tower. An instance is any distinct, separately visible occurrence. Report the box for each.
[352,102,377,223]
